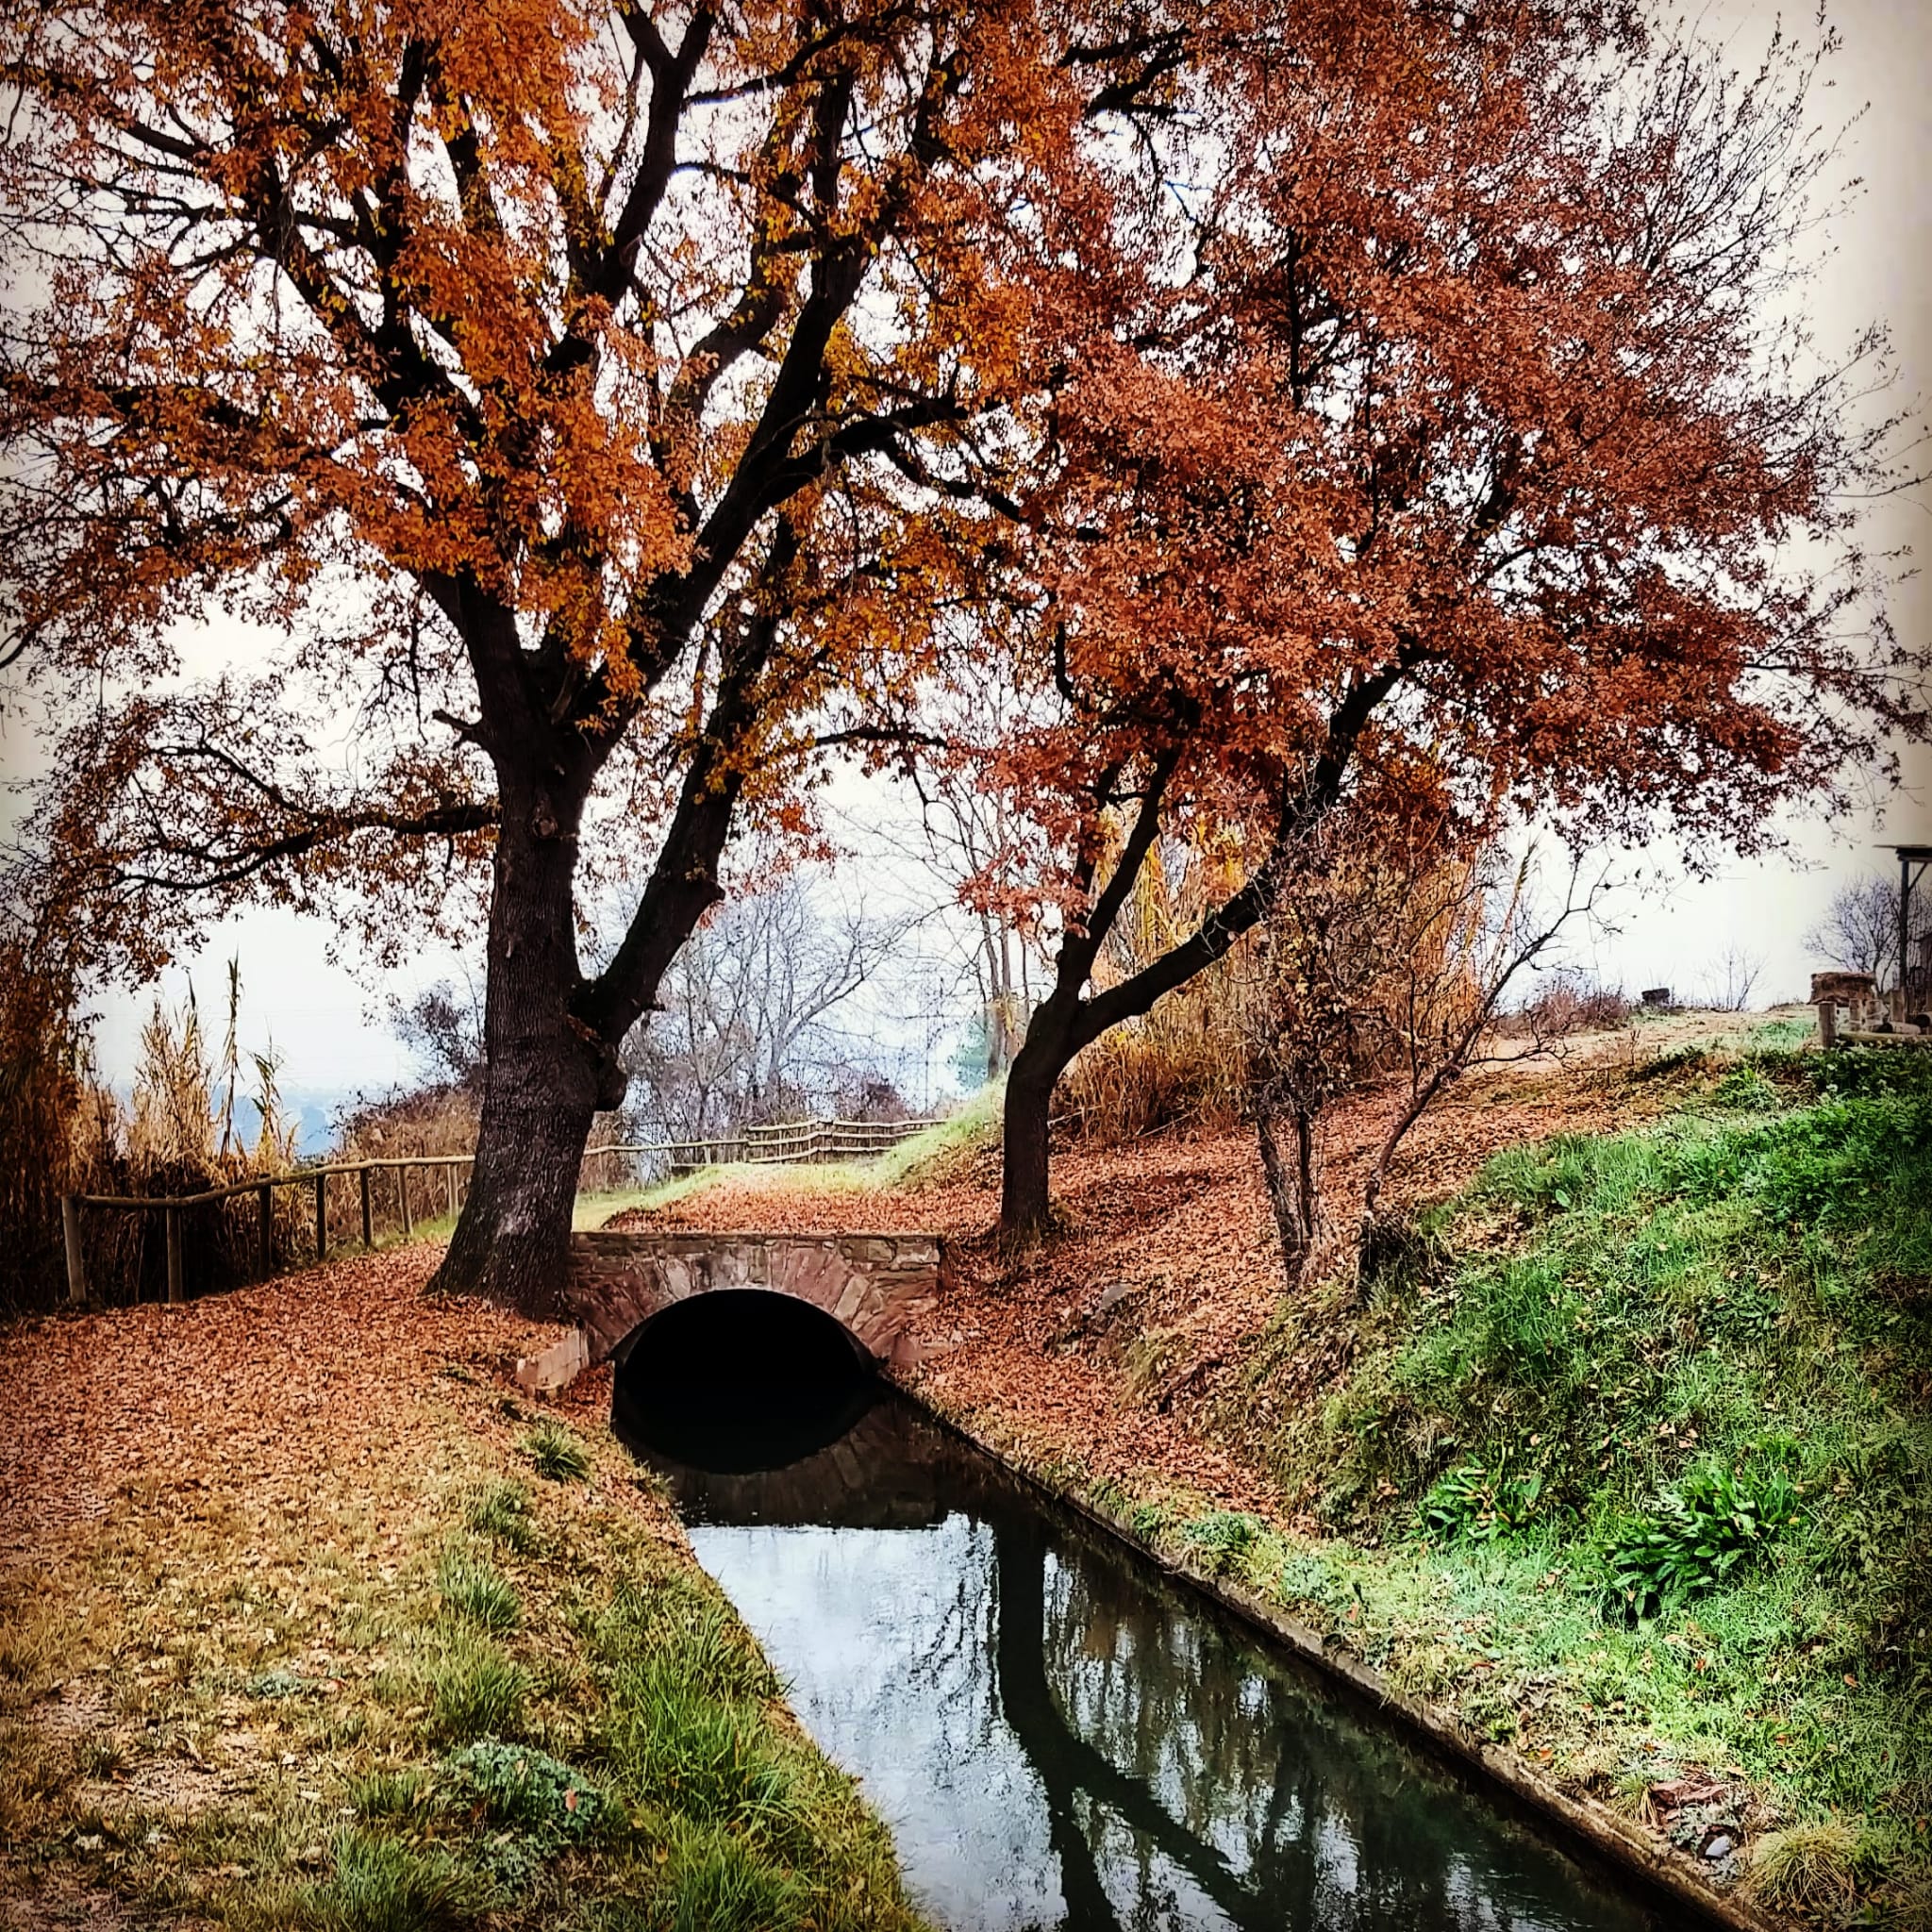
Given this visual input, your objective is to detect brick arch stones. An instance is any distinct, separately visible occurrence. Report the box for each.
[559,1229,943,1374]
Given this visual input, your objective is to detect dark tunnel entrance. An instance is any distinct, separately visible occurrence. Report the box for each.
[610,1289,878,1476]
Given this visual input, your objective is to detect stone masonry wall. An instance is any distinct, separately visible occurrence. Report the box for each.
[563,1229,942,1367]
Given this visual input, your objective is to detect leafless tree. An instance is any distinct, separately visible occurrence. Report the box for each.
[1806,873,1924,991]
[1246,826,1606,1289]
[1699,944,1765,1012]
[907,761,1052,1084]
[620,878,911,1141]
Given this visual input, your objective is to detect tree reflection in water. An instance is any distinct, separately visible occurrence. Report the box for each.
[617,1373,1680,1932]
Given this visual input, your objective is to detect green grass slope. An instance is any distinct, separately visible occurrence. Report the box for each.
[1139,1046,1932,1924]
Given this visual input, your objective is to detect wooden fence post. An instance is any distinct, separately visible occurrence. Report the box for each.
[164,1204,184,1305]
[258,1183,274,1276]
[315,1172,328,1260]
[360,1164,374,1247]
[1817,997,1838,1049]
[399,1164,412,1236]
[445,1161,458,1220]
[61,1194,87,1305]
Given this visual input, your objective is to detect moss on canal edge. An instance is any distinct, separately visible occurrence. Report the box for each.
[0,1370,929,1932]
[903,1387,1787,1932]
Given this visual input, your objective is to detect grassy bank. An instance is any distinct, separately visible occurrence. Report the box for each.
[978,1045,1931,1925]
[0,1259,926,1932]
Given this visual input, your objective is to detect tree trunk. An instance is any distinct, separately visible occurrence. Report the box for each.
[429,794,624,1315]
[1254,1102,1320,1286]
[999,1002,1076,1239]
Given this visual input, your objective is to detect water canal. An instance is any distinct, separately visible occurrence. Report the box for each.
[614,1291,1690,1932]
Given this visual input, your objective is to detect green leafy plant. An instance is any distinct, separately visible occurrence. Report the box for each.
[1420,1459,1544,1543]
[441,1740,608,1845]
[1180,1511,1263,1573]
[1605,1461,1801,1618]
[522,1422,591,1484]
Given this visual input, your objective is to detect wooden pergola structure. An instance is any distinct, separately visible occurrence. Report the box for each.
[1814,842,1932,1046]
[1884,842,1932,1007]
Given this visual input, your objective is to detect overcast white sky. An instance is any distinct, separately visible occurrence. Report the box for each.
[26,0,1932,1098]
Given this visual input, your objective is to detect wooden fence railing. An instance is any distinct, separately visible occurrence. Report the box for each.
[61,1115,940,1307]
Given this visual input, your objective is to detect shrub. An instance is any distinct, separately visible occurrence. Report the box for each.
[436,1548,521,1634]
[523,1422,591,1484]
[1604,1461,1801,1618]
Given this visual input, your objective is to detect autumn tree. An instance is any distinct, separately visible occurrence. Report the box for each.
[0,0,1228,1309]
[967,18,1924,1234]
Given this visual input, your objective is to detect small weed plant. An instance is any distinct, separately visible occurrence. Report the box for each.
[1421,1457,1545,1543]
[1180,1511,1263,1574]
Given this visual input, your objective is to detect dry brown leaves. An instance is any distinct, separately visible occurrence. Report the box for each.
[610,1049,1679,1513]
[0,1244,594,1569]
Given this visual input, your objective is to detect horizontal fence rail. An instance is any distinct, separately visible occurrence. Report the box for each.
[60,1116,941,1307]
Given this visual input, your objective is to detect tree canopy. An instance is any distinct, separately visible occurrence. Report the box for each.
[2,0,1922,1278]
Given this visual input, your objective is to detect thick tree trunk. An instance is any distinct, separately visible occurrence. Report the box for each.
[429,794,625,1316]
[999,1001,1076,1239]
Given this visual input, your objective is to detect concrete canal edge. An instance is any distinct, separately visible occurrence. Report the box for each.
[895,1386,1797,1932]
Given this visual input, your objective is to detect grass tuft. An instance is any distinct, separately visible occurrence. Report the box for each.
[464,1480,541,1554]
[1743,1822,1859,1912]
[522,1421,591,1484]
[423,1627,529,1743]
[347,1766,434,1821]
[302,1826,493,1932]
[436,1546,521,1633]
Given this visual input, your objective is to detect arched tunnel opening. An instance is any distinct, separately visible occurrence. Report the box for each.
[610,1289,878,1475]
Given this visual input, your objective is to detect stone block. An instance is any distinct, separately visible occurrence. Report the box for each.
[513,1328,590,1393]
[1812,970,1876,1003]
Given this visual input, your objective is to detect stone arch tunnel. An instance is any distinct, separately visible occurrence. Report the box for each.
[543,1228,941,1372]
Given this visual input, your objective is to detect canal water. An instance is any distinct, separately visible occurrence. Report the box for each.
[614,1295,1683,1932]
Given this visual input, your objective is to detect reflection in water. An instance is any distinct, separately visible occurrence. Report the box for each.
[615,1373,1680,1932]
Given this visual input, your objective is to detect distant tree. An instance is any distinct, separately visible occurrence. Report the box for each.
[621,879,902,1141]
[1807,874,1925,991]
[1700,945,1766,1013]
[395,979,488,1094]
